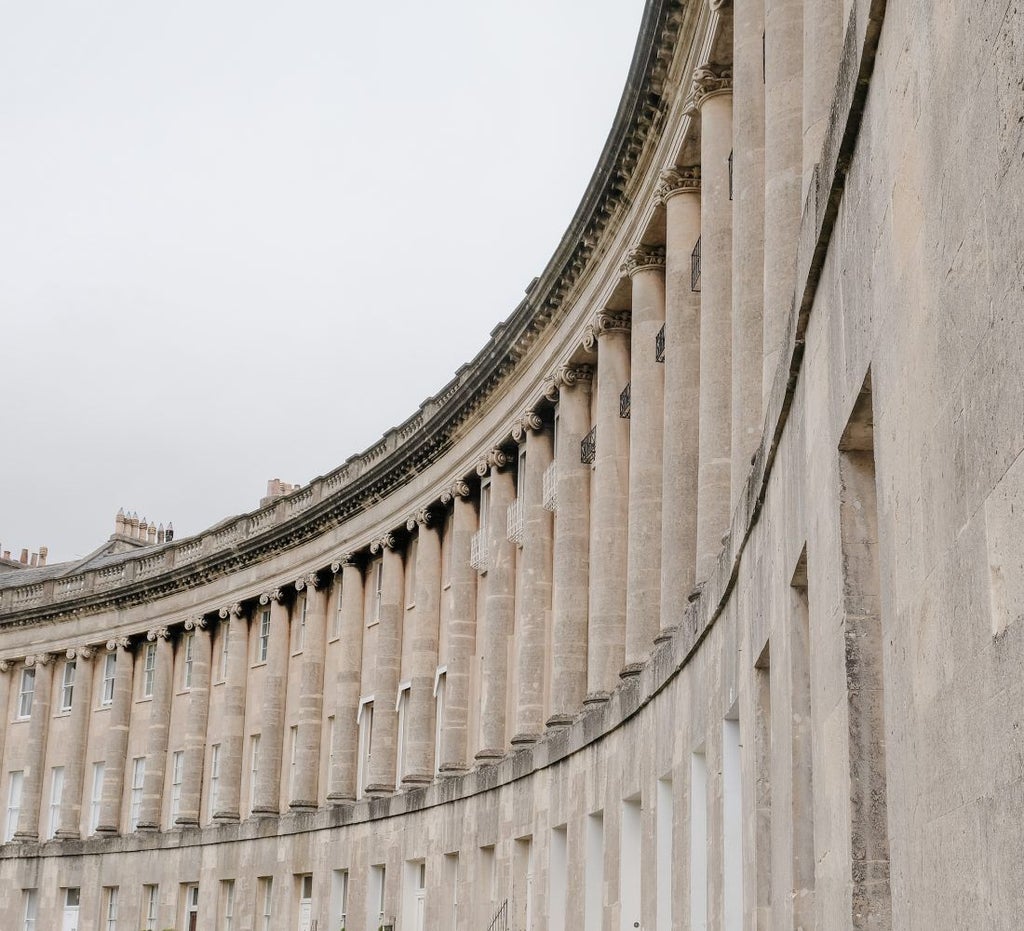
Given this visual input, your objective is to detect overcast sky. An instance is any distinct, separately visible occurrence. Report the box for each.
[0,1,646,564]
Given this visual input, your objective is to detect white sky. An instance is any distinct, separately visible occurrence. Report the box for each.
[0,1,646,563]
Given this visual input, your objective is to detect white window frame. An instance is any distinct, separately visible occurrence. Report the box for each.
[259,876,274,931]
[184,884,199,927]
[101,651,117,706]
[257,610,271,663]
[371,560,383,625]
[170,750,184,823]
[356,698,373,800]
[18,668,35,719]
[219,621,230,681]
[6,770,24,841]
[142,643,156,698]
[331,587,343,640]
[130,757,146,831]
[221,879,235,931]
[23,888,38,931]
[434,668,447,776]
[289,724,299,799]
[48,766,64,839]
[104,886,119,931]
[296,594,307,652]
[209,744,221,818]
[250,734,261,811]
[90,762,105,834]
[327,715,336,778]
[395,683,411,785]
[142,884,159,931]
[60,660,76,713]
[182,633,195,690]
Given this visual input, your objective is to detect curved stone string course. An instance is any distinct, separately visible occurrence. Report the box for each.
[1,0,1022,927]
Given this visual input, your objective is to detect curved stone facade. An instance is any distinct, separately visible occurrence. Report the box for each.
[2,0,1023,928]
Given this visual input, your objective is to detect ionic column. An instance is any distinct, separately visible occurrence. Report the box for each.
[291,573,327,810]
[14,653,54,840]
[585,311,631,702]
[97,639,134,834]
[476,449,517,761]
[438,481,477,771]
[402,509,442,784]
[366,534,404,794]
[547,365,593,725]
[511,411,553,743]
[327,556,364,803]
[175,616,212,826]
[762,0,804,404]
[657,168,702,630]
[252,589,289,815]
[137,629,172,831]
[731,0,767,508]
[622,247,667,675]
[213,603,248,822]
[56,646,95,838]
[692,67,735,585]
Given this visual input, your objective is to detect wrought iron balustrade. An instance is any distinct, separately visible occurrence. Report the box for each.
[580,426,597,465]
[542,460,558,511]
[691,236,701,292]
[655,323,665,362]
[469,529,489,572]
[728,147,734,200]
[486,899,509,931]
[620,382,631,419]
[506,499,523,546]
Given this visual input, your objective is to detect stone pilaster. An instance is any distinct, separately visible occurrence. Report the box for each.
[657,168,702,631]
[762,0,803,404]
[584,311,631,702]
[692,66,735,585]
[96,639,133,834]
[622,246,667,675]
[732,0,767,509]
[175,616,212,826]
[366,534,404,794]
[511,411,553,743]
[252,590,289,815]
[402,509,442,784]
[213,603,248,822]
[137,629,172,831]
[56,646,95,838]
[0,664,10,797]
[547,365,593,725]
[438,481,477,771]
[328,556,364,803]
[14,653,54,839]
[476,449,517,762]
[291,573,327,810]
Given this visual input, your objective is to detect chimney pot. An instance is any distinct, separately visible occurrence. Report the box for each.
[19,548,28,564]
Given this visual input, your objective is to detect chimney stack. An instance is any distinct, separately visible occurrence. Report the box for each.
[19,548,28,565]
[38,546,48,567]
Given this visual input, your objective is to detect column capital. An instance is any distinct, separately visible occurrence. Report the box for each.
[218,603,244,620]
[258,589,284,606]
[544,363,595,401]
[405,507,436,532]
[0,659,11,673]
[685,64,733,116]
[709,0,732,9]
[294,572,322,592]
[183,615,208,632]
[369,532,397,555]
[146,627,170,642]
[440,480,471,505]
[105,637,132,652]
[65,646,95,661]
[330,553,358,573]
[621,245,666,278]
[25,652,54,668]
[511,410,544,443]
[582,311,631,351]
[657,165,701,203]
[475,447,510,476]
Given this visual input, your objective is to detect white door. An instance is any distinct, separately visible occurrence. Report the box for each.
[414,892,425,931]
[62,887,80,931]
[298,874,313,931]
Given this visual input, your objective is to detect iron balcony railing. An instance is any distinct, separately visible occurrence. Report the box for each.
[691,236,701,292]
[580,426,596,465]
[542,460,557,512]
[469,529,488,572]
[506,499,523,546]
[486,899,509,931]
[655,323,665,363]
[728,147,734,200]
[620,382,631,419]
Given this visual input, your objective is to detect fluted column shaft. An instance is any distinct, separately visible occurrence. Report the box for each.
[659,176,702,626]
[440,486,477,771]
[762,0,804,403]
[15,656,54,839]
[56,651,94,837]
[176,622,212,826]
[97,642,134,833]
[367,543,404,793]
[587,316,631,700]
[624,253,666,673]
[477,461,517,760]
[548,368,592,724]
[403,517,441,783]
[732,0,767,508]
[214,607,248,821]
[137,633,173,830]
[328,560,364,802]
[252,594,289,815]
[695,87,735,585]
[291,578,327,809]
[512,418,553,741]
